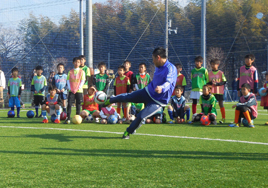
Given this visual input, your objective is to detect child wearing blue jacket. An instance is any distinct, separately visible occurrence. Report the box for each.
[168,85,191,124]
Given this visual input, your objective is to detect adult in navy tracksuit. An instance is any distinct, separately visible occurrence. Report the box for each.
[105,47,177,139]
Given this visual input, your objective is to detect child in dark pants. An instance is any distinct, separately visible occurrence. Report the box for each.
[31,65,47,118]
[64,57,86,124]
[229,83,258,128]
[168,85,191,124]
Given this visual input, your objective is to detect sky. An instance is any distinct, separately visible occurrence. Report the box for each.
[0,0,189,28]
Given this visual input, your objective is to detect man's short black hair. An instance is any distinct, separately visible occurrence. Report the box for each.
[241,83,251,90]
[139,63,146,68]
[245,54,255,61]
[175,63,182,68]
[118,65,126,71]
[124,60,131,66]
[57,63,65,68]
[79,55,86,60]
[11,67,19,73]
[175,85,184,91]
[210,58,220,65]
[36,65,43,71]
[73,57,80,63]
[48,85,57,91]
[152,47,166,59]
[98,62,106,68]
[195,56,203,62]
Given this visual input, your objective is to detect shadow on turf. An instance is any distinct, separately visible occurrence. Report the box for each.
[24,134,120,142]
[0,148,267,160]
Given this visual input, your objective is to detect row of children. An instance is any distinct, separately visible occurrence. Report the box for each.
[170,54,267,127]
[7,55,153,124]
[7,52,268,127]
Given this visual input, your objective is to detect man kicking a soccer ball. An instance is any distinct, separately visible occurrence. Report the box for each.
[104,47,177,139]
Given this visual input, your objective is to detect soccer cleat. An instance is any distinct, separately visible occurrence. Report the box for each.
[95,118,100,123]
[64,119,71,124]
[35,114,39,118]
[248,123,255,128]
[168,120,175,124]
[122,117,126,122]
[265,121,268,125]
[17,114,20,118]
[54,119,60,124]
[186,120,192,124]
[122,131,130,139]
[42,119,49,123]
[212,120,217,125]
[228,123,239,127]
[219,118,225,124]
[103,98,111,107]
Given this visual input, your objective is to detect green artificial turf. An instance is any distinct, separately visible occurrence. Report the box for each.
[0,102,267,187]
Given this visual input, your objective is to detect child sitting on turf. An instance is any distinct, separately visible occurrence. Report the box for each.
[52,63,68,113]
[41,85,63,123]
[145,108,163,124]
[100,103,122,124]
[172,63,187,96]
[64,57,85,124]
[229,83,257,128]
[168,85,191,124]
[31,65,47,118]
[260,72,268,125]
[114,65,130,122]
[207,59,227,123]
[7,67,22,118]
[190,56,209,115]
[80,86,100,121]
[192,84,217,125]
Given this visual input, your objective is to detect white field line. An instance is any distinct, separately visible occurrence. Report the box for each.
[0,125,267,146]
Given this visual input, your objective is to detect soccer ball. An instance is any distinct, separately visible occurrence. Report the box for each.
[192,113,198,121]
[84,114,94,123]
[242,118,253,127]
[51,114,57,123]
[94,91,107,104]
[200,115,211,126]
[259,87,267,97]
[27,110,35,118]
[72,115,83,124]
[8,110,15,118]
[108,115,118,124]
[60,112,67,120]
[129,114,135,122]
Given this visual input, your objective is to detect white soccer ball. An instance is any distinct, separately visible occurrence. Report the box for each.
[84,114,94,123]
[129,114,135,122]
[94,91,107,104]
[192,113,198,121]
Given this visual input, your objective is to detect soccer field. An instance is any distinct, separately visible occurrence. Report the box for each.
[0,102,267,187]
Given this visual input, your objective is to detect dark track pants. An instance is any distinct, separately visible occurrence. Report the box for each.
[110,88,162,134]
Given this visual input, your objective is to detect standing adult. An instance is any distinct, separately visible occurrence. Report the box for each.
[104,47,177,139]
[232,78,238,101]
[0,69,6,107]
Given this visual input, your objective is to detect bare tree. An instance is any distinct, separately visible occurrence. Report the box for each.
[0,26,25,69]
[206,47,225,72]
